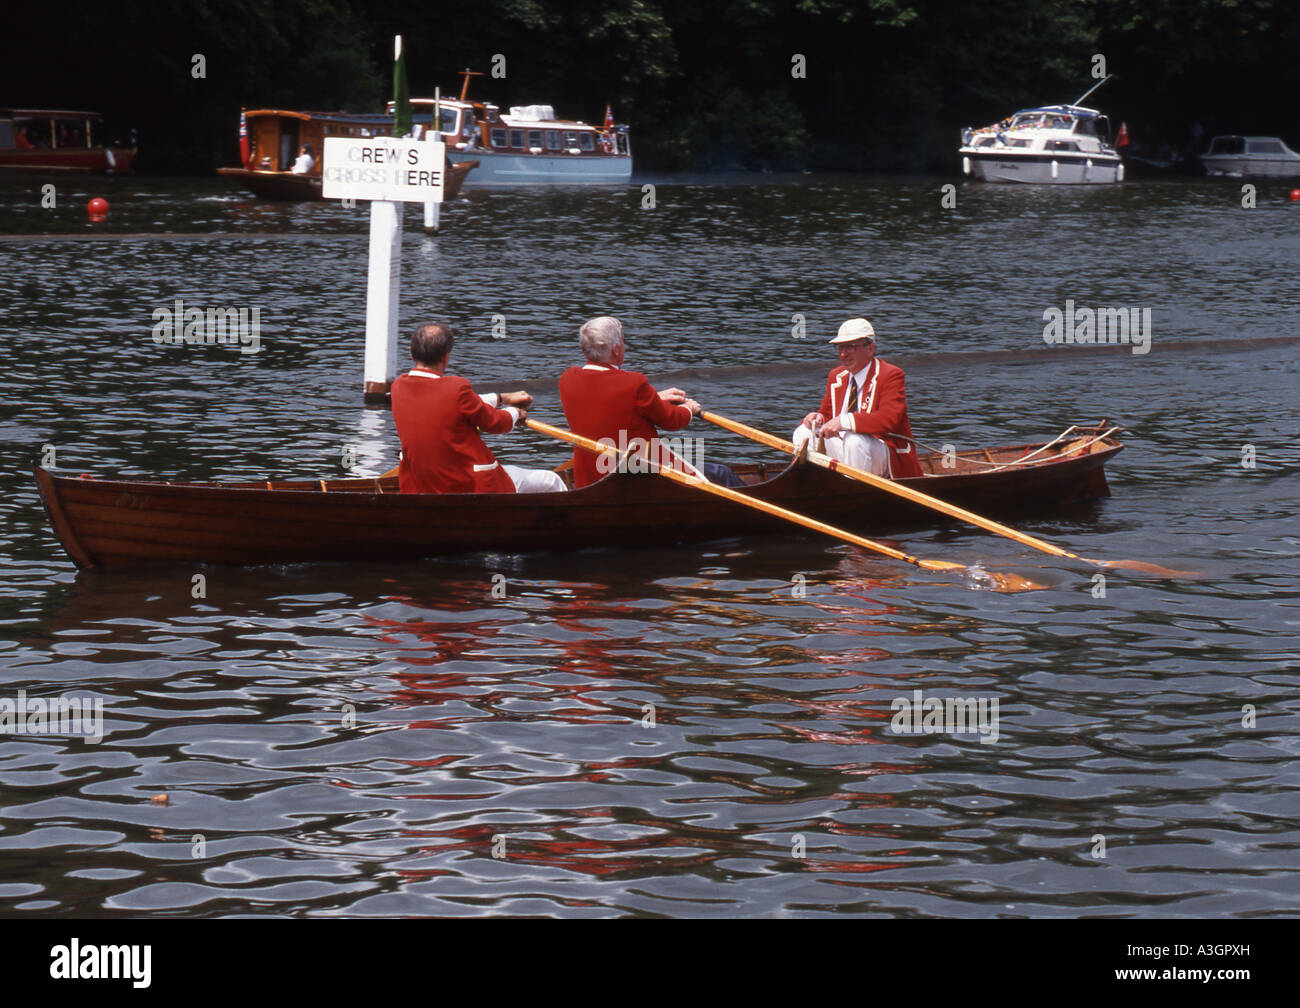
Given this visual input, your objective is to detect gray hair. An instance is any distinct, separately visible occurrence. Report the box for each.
[578,316,624,363]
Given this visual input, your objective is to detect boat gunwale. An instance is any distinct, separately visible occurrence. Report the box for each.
[34,433,1124,502]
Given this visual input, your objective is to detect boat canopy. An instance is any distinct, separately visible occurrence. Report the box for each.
[508,105,556,122]
[1207,135,1298,156]
[1015,104,1105,119]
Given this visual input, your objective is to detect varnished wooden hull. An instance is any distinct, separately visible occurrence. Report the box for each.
[34,429,1122,570]
[0,147,135,173]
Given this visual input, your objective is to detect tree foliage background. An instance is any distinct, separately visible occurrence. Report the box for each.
[3,0,1296,173]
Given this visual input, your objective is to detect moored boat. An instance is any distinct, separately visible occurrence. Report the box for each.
[390,70,633,186]
[1199,135,1300,177]
[35,425,1121,570]
[959,78,1122,184]
[216,108,475,200]
[0,108,135,173]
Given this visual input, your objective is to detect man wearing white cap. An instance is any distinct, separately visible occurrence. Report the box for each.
[792,318,923,479]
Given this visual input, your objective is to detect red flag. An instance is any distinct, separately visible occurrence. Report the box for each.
[603,103,614,131]
[239,110,250,168]
[1116,121,1130,148]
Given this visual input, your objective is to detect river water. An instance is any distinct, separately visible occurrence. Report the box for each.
[1,174,1297,917]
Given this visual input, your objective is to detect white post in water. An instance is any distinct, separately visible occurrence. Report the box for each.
[364,199,403,399]
[425,87,442,233]
[321,135,447,401]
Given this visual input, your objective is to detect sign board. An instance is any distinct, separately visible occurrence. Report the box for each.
[322,137,446,203]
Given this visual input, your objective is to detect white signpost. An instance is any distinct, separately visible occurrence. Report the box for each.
[321,135,446,400]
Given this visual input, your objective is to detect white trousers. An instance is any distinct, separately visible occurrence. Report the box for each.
[503,464,566,494]
[791,425,891,477]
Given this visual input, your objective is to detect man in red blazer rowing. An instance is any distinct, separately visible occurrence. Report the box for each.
[390,323,565,494]
[793,317,923,479]
[559,316,741,489]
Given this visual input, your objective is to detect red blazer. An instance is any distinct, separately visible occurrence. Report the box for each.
[390,370,517,493]
[558,364,693,488]
[817,358,923,478]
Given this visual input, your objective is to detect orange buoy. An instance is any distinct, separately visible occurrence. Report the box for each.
[87,197,109,220]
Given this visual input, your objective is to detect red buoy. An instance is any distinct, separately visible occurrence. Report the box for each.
[87,197,109,220]
[1290,189,1300,202]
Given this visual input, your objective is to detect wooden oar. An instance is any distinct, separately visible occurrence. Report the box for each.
[526,418,1044,593]
[701,411,1188,577]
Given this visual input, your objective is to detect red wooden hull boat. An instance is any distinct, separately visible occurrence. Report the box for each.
[0,109,134,173]
[34,426,1122,570]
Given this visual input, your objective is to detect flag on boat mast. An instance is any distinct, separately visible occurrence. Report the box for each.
[238,109,250,168]
[1116,121,1130,148]
[601,102,615,152]
[392,35,412,139]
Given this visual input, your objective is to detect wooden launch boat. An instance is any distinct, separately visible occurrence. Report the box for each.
[0,109,135,173]
[216,108,475,201]
[35,426,1122,570]
[391,70,633,186]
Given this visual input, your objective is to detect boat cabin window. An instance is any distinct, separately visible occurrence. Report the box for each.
[545,130,562,149]
[1047,140,1081,152]
[1209,137,1245,155]
[1074,118,1098,137]
[1246,139,1284,154]
[0,122,12,148]
[579,132,594,151]
[490,127,508,147]
[616,133,629,155]
[53,120,87,149]
[564,131,578,148]
[510,129,525,148]
[974,136,996,147]
[460,113,477,139]
[1006,138,1031,148]
[528,130,543,149]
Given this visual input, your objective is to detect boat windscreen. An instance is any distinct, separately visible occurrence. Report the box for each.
[1209,136,1245,155]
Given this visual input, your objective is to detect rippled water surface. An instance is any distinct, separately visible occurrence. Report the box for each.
[1,174,1297,917]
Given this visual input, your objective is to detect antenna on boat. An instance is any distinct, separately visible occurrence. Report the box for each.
[1072,74,1113,108]
[458,68,483,102]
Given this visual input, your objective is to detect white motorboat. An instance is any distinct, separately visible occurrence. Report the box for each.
[959,78,1123,184]
[1199,135,1300,177]
[389,70,632,187]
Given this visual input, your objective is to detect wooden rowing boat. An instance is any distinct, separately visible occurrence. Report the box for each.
[33,425,1122,570]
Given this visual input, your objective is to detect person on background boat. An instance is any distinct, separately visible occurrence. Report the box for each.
[793,317,923,479]
[391,323,565,495]
[291,143,314,174]
[558,316,743,489]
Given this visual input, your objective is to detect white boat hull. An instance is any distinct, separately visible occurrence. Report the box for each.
[448,149,631,186]
[1200,155,1300,178]
[963,151,1122,184]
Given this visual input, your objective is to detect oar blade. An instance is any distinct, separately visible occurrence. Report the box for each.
[1098,558,1197,577]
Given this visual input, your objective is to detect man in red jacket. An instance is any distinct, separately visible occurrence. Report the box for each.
[558,316,741,489]
[390,323,565,494]
[793,318,923,479]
